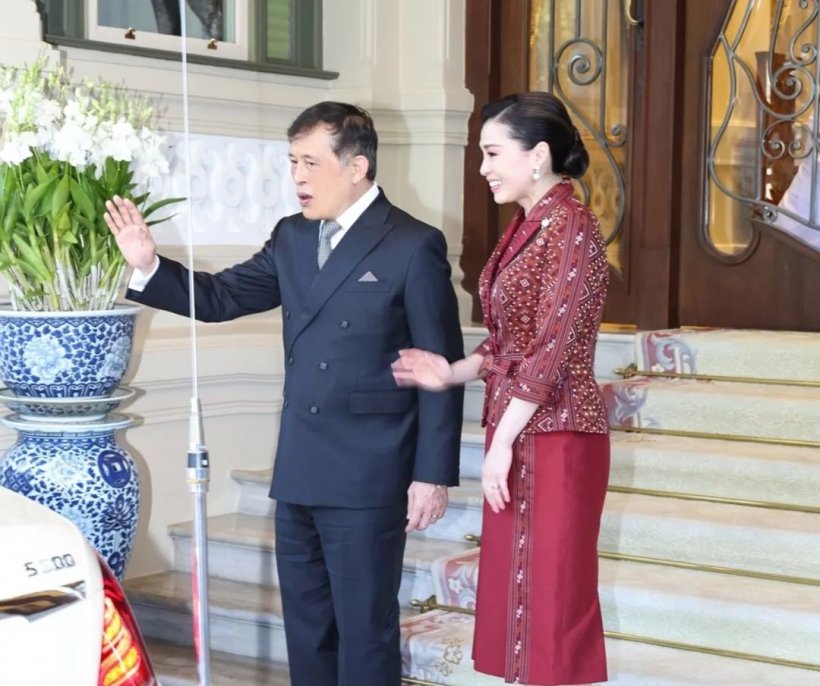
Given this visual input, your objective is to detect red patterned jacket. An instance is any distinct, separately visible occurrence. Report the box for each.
[475,179,609,434]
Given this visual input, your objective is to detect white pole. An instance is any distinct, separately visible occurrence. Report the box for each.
[176,2,211,684]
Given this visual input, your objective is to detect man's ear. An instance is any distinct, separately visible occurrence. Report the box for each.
[348,154,370,183]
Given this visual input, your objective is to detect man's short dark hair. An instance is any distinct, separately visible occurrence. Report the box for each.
[288,102,378,181]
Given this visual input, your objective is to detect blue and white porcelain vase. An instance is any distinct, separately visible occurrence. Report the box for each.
[0,413,138,580]
[0,304,143,580]
[0,304,141,398]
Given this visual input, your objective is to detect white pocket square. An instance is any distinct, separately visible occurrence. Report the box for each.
[358,271,379,282]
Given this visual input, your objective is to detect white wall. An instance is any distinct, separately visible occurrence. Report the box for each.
[0,0,473,576]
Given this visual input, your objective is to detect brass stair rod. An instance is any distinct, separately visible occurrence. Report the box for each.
[614,363,820,388]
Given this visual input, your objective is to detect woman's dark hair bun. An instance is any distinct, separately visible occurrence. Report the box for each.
[481,92,589,179]
[561,128,589,179]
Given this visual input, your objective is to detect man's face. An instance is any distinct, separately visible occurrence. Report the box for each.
[289,125,362,221]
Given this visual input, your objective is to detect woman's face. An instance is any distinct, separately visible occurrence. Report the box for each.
[479,120,541,209]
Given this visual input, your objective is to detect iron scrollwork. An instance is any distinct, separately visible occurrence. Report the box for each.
[706,0,820,262]
[534,0,635,260]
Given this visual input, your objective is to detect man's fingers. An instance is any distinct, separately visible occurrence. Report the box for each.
[405,509,422,532]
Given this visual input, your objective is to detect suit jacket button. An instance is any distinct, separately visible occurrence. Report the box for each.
[288,356,294,365]
[285,310,291,319]
[283,400,289,409]
[319,362,328,370]
[340,320,349,329]
[309,406,319,414]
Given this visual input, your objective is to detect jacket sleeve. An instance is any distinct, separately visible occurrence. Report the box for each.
[126,225,282,322]
[511,209,597,405]
[403,229,464,487]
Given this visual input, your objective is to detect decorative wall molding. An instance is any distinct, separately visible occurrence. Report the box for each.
[145,133,299,246]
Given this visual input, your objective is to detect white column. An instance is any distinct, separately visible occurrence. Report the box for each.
[324,0,474,323]
[1,0,50,63]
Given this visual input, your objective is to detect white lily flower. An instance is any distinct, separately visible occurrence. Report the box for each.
[50,120,94,168]
[34,98,61,129]
[0,132,35,164]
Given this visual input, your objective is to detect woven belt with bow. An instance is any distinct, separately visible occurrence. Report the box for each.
[478,352,524,379]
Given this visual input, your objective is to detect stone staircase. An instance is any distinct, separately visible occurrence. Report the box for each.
[126,327,820,684]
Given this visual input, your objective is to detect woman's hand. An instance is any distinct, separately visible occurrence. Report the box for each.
[482,437,513,513]
[392,348,453,391]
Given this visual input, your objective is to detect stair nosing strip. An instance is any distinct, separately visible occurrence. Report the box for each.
[598,551,820,587]
[615,365,820,389]
[607,484,820,514]
[611,425,820,450]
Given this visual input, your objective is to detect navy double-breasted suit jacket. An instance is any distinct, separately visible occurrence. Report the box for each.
[128,191,464,508]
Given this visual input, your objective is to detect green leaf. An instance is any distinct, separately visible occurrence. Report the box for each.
[51,172,71,220]
[35,160,51,186]
[143,196,185,219]
[69,178,96,221]
[23,177,57,221]
[2,193,22,236]
[11,235,51,282]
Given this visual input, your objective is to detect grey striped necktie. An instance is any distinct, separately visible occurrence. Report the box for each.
[317,219,344,268]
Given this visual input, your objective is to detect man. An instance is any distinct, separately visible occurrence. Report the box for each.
[104,102,464,686]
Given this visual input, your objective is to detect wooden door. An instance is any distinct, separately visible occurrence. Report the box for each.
[464,0,820,331]
[462,0,680,329]
[676,0,820,330]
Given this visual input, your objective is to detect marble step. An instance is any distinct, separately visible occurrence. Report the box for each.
[168,513,475,607]
[458,421,485,480]
[145,638,290,686]
[130,571,420,665]
[426,555,820,666]
[126,571,288,662]
[599,490,820,581]
[600,558,820,665]
[602,377,820,442]
[610,432,820,509]
[234,428,820,520]
[635,328,820,383]
[400,609,820,686]
[232,422,488,518]
[463,379,484,424]
[414,477,820,582]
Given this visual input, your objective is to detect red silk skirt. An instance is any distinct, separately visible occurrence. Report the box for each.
[472,429,610,685]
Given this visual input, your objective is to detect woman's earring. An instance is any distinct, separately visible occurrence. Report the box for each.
[532,167,542,181]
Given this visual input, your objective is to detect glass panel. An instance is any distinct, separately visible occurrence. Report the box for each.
[97,0,234,40]
[529,0,630,274]
[707,0,820,257]
[87,0,246,59]
[266,0,292,61]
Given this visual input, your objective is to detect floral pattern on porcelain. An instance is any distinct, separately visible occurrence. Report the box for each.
[22,336,74,383]
[95,336,132,381]
[0,417,139,580]
[0,307,139,397]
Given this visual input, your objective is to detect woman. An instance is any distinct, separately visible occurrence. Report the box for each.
[392,92,610,686]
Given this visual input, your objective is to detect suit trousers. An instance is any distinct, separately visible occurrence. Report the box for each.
[275,500,407,686]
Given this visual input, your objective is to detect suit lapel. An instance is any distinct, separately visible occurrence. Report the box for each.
[288,193,394,348]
